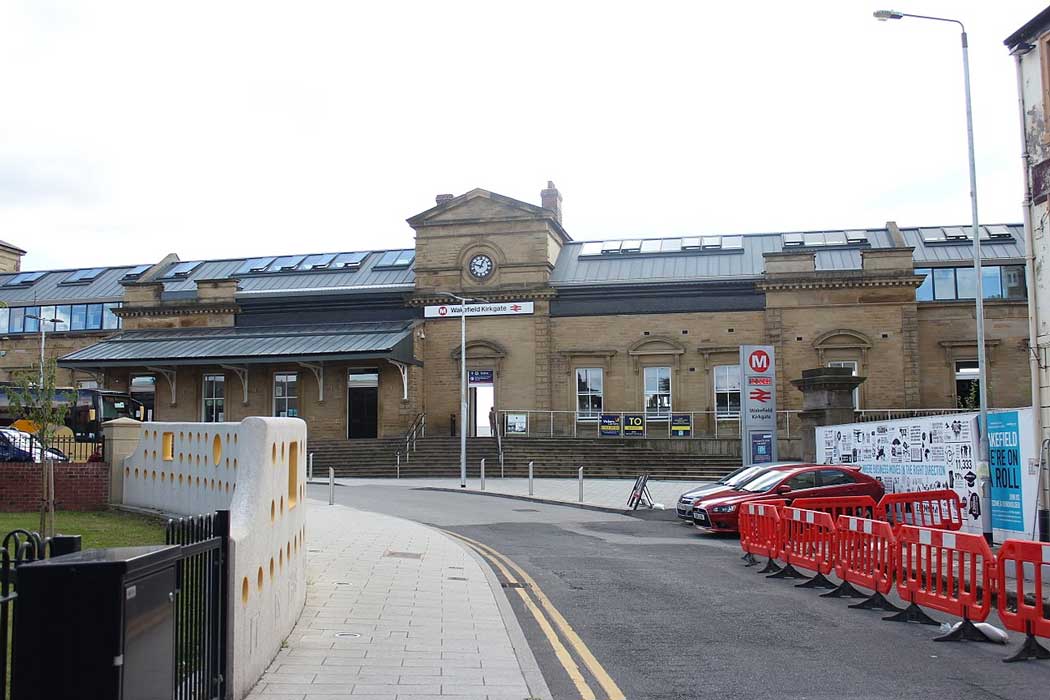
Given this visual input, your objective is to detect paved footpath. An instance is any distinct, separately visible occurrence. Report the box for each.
[247,499,551,700]
[321,477,708,512]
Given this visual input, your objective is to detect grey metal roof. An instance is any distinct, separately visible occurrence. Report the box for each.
[550,224,1025,287]
[58,320,417,367]
[0,265,140,305]
[156,249,415,299]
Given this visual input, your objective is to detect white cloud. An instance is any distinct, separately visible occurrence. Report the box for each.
[0,0,1043,269]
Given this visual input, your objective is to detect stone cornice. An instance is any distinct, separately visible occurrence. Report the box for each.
[114,303,240,318]
[407,288,557,306]
[757,271,924,292]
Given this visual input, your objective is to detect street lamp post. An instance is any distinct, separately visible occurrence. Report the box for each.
[24,314,65,386]
[875,9,992,542]
[436,292,483,488]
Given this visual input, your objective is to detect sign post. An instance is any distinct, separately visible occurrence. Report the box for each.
[740,345,777,466]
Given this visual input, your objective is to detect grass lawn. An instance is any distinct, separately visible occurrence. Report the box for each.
[0,509,166,549]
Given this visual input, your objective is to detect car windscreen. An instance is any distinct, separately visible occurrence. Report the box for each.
[101,395,133,421]
[725,466,766,488]
[740,470,795,493]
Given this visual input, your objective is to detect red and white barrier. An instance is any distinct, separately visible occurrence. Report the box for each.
[996,540,1050,661]
[774,507,837,588]
[878,490,965,532]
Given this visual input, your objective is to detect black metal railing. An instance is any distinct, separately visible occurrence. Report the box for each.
[0,433,104,464]
[1,529,77,700]
[166,511,230,700]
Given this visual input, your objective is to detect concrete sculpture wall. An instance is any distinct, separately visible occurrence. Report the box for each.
[119,416,307,699]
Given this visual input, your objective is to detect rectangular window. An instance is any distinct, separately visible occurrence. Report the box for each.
[202,374,225,422]
[643,366,672,419]
[70,304,87,331]
[0,306,8,334]
[955,360,980,409]
[23,306,40,333]
[982,266,1003,299]
[933,268,956,300]
[714,365,741,419]
[54,305,71,332]
[575,368,603,420]
[827,360,859,409]
[102,303,121,329]
[39,306,55,331]
[955,267,976,299]
[85,303,103,330]
[8,307,24,334]
[273,373,299,417]
[1002,265,1027,299]
[915,268,933,301]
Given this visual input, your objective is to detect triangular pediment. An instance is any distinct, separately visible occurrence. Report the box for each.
[407,188,551,226]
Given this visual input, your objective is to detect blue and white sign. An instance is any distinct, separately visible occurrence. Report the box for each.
[468,370,494,386]
[989,411,1024,533]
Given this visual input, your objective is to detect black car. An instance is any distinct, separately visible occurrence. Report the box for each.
[0,429,69,463]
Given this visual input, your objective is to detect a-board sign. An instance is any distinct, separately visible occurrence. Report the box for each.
[599,414,622,437]
[670,413,692,438]
[623,414,645,437]
[627,473,654,510]
[505,413,528,435]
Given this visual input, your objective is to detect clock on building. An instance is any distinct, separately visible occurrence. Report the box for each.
[468,254,494,279]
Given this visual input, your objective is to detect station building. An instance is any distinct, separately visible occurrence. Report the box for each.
[0,184,1033,451]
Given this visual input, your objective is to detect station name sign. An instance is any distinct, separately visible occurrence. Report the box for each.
[424,301,535,319]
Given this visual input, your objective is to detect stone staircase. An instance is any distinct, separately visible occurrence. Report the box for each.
[308,436,741,481]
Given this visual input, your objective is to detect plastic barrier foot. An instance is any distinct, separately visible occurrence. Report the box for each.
[848,591,904,613]
[796,573,837,590]
[757,558,782,574]
[742,552,758,567]
[934,618,1002,644]
[1003,633,1050,663]
[883,602,939,626]
[821,581,868,599]
[767,563,809,580]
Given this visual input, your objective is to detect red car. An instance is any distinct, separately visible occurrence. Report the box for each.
[692,463,884,533]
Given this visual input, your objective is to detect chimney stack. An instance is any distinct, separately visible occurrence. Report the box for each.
[540,181,562,223]
[435,193,454,206]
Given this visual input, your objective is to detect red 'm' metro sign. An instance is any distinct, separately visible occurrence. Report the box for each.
[748,349,771,373]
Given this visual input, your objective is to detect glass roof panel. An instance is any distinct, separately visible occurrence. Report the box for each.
[332,251,368,268]
[681,236,701,249]
[580,242,602,256]
[269,255,306,271]
[701,236,722,249]
[803,233,826,246]
[5,271,46,286]
[235,257,275,274]
[299,253,336,269]
[824,232,847,246]
[661,239,682,253]
[640,239,662,253]
[721,236,743,249]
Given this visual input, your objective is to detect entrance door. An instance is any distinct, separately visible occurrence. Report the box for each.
[347,368,379,439]
[467,369,495,437]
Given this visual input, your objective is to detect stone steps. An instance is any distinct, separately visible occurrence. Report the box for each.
[308,436,741,480]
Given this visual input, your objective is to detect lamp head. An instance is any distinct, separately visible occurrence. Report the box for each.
[873,9,903,21]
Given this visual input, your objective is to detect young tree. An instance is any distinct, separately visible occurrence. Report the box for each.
[8,356,69,539]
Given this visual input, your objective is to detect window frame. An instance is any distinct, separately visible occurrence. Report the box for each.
[575,367,604,421]
[713,364,741,420]
[954,360,980,409]
[643,366,672,420]
[202,373,226,423]
[272,372,300,418]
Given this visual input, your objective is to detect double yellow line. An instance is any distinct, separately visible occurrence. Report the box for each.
[446,531,626,700]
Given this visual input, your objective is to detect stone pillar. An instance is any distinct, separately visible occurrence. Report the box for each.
[791,367,866,462]
[103,417,142,504]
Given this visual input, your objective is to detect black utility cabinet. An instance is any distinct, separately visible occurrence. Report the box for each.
[13,545,181,700]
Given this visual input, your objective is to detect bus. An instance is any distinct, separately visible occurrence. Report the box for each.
[0,384,145,442]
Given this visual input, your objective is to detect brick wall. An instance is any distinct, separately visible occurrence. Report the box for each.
[0,461,110,511]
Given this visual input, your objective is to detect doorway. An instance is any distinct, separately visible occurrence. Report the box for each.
[347,368,379,439]
[468,369,495,437]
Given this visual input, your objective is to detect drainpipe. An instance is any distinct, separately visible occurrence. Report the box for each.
[1014,50,1049,540]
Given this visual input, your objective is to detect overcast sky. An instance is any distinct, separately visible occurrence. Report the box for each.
[1,1,1045,271]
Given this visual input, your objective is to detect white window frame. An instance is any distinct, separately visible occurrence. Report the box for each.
[575,367,603,421]
[954,360,980,408]
[202,373,225,422]
[643,366,672,420]
[827,361,859,409]
[273,372,299,417]
[713,364,741,420]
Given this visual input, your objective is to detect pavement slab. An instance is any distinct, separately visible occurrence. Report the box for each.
[246,499,551,700]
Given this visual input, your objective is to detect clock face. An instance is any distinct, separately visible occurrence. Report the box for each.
[468,254,494,279]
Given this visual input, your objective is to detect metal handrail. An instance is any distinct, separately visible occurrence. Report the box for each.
[398,412,426,463]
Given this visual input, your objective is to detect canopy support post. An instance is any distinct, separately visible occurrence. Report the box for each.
[145,366,177,407]
[299,362,325,403]
[387,360,410,400]
[220,365,250,405]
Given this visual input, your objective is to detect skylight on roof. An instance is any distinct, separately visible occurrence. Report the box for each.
[5,271,46,287]
[784,233,804,247]
[661,239,681,253]
[580,242,602,256]
[681,237,701,250]
[845,230,868,244]
[121,264,151,281]
[374,250,414,268]
[722,236,743,250]
[162,261,202,279]
[299,253,337,270]
[332,252,369,269]
[602,240,622,254]
[235,257,275,275]
[640,239,662,254]
[620,240,641,253]
[702,236,721,249]
[824,232,847,246]
[988,225,1013,239]
[64,268,104,283]
[269,255,305,272]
